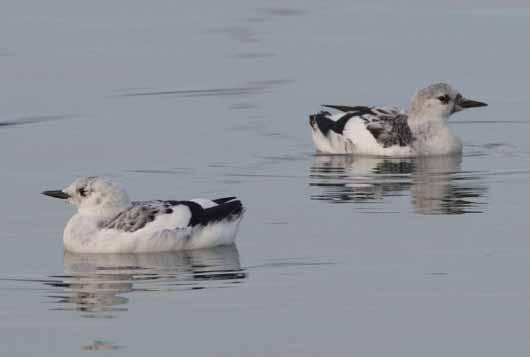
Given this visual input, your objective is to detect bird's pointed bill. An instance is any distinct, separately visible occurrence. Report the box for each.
[42,190,70,199]
[459,98,488,109]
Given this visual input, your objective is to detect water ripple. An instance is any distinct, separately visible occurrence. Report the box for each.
[309,155,488,215]
[115,79,293,98]
[0,114,78,128]
[0,246,246,318]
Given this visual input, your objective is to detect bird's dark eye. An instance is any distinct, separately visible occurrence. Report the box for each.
[437,95,450,104]
[78,187,87,197]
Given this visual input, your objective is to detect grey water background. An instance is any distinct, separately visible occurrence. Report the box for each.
[1,0,529,355]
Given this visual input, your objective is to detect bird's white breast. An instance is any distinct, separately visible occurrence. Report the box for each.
[410,122,462,156]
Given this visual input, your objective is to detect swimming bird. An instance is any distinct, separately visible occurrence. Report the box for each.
[42,177,244,253]
[309,83,487,156]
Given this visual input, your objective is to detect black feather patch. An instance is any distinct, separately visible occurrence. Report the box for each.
[322,105,372,113]
[212,197,237,204]
[181,200,244,227]
[309,107,374,135]
[333,112,359,134]
[309,112,336,135]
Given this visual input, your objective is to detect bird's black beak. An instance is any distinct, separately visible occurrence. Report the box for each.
[459,98,488,109]
[42,190,70,199]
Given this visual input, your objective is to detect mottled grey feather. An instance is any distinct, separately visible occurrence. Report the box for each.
[103,201,177,232]
[363,112,413,148]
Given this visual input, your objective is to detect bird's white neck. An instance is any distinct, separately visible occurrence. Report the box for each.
[408,115,462,155]
[77,204,126,223]
[64,205,127,251]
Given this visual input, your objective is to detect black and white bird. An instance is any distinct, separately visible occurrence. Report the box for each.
[309,83,487,156]
[42,177,244,253]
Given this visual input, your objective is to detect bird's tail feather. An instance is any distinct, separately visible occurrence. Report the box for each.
[196,200,244,226]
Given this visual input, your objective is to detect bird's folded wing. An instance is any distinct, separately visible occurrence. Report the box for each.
[103,201,178,232]
[337,107,412,148]
[103,198,243,233]
[311,105,405,136]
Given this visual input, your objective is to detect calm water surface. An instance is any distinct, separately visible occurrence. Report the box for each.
[1,1,529,356]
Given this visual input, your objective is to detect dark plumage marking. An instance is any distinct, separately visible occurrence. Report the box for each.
[437,94,450,104]
[104,199,244,232]
[309,111,335,135]
[177,200,244,227]
[333,112,362,134]
[310,106,374,135]
[212,197,237,204]
[309,111,360,135]
[367,126,384,138]
[321,105,373,113]
[364,114,413,148]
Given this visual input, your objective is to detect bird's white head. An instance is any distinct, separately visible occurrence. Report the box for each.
[408,83,487,123]
[42,176,130,217]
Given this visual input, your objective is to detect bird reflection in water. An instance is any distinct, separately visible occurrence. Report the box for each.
[309,155,487,214]
[45,245,246,318]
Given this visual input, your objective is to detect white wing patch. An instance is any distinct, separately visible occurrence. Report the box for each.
[190,199,217,209]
